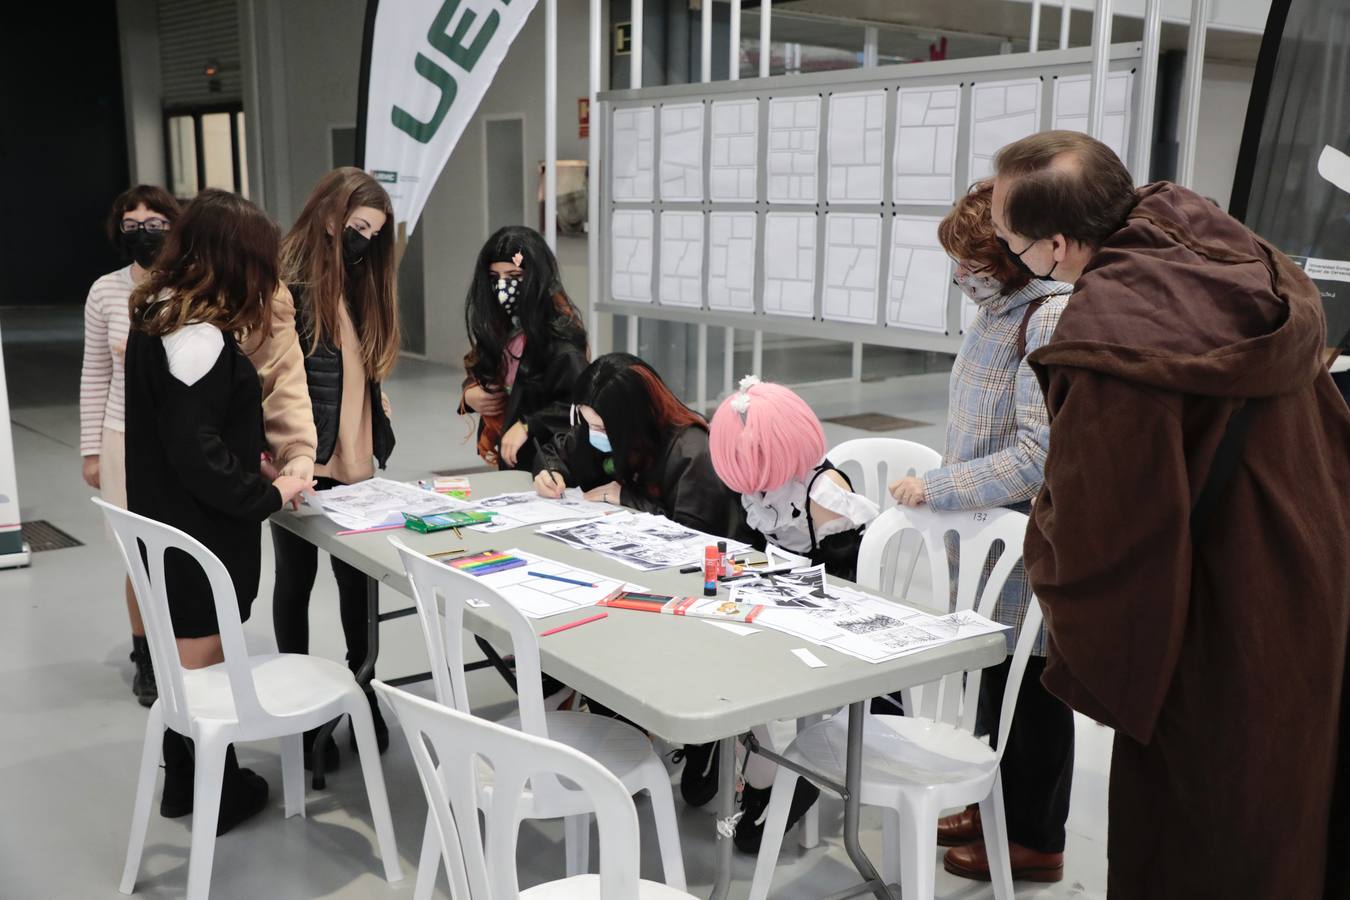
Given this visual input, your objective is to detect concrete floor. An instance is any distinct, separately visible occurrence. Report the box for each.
[1,306,1112,899]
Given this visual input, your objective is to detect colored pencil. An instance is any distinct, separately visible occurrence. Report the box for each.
[336,523,405,536]
[526,570,597,588]
[429,547,467,558]
[540,612,608,636]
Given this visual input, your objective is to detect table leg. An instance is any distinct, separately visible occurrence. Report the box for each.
[310,575,381,790]
[707,736,738,900]
[843,702,898,900]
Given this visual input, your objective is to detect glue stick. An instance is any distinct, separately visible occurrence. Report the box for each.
[703,545,720,596]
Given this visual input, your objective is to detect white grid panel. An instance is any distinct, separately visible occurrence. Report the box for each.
[710,99,759,202]
[659,211,704,308]
[767,95,821,204]
[822,213,882,324]
[828,90,886,203]
[708,212,757,311]
[763,212,817,318]
[660,102,705,201]
[894,85,961,205]
[1052,72,1133,163]
[611,210,653,303]
[968,78,1042,183]
[611,106,655,201]
[887,215,952,332]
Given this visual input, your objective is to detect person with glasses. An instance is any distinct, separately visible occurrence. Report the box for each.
[270,168,401,772]
[887,179,1075,885]
[80,185,181,707]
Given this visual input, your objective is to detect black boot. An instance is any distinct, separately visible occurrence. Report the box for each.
[158,732,269,835]
[130,636,158,708]
[733,778,821,854]
[302,723,341,773]
[673,742,720,808]
[349,688,389,755]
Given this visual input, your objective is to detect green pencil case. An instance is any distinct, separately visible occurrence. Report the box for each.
[402,510,496,533]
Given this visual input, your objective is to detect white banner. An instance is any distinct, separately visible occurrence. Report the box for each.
[0,319,26,565]
[361,0,539,234]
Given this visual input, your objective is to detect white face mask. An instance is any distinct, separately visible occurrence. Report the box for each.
[494,277,520,315]
[953,270,1004,304]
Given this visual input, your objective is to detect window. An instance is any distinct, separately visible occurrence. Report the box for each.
[164,104,248,199]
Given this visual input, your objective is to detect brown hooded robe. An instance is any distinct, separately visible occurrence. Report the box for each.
[1025,182,1350,899]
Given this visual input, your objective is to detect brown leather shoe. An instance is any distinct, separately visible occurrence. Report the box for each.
[944,839,1064,883]
[936,805,982,846]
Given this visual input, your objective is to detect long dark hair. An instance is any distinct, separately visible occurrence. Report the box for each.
[463,225,586,390]
[574,353,704,490]
[282,167,400,380]
[130,189,278,342]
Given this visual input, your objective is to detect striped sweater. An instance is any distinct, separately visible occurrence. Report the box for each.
[80,266,135,456]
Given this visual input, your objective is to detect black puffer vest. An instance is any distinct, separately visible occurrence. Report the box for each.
[290,283,395,470]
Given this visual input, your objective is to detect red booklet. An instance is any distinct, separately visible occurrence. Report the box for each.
[596,590,764,623]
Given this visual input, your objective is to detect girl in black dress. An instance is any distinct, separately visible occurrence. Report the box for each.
[124,189,313,834]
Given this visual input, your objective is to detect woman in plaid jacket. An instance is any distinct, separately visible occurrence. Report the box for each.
[888,180,1074,884]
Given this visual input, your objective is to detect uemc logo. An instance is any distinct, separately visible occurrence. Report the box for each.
[393,0,508,144]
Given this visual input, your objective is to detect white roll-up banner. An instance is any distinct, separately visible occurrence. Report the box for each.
[358,0,539,234]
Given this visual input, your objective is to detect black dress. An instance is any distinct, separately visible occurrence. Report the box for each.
[124,324,282,638]
[534,422,751,541]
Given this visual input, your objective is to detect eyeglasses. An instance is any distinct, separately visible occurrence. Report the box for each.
[120,218,171,234]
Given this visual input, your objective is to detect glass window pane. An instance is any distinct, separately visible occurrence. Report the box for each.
[201,112,234,192]
[168,115,198,198]
[235,112,250,199]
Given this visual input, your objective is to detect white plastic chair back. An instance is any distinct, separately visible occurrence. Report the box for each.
[94,497,266,731]
[827,437,941,509]
[857,505,1031,744]
[375,680,643,900]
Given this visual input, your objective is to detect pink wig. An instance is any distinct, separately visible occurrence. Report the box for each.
[709,376,826,494]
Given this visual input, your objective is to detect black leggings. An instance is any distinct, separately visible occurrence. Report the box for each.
[271,520,371,679]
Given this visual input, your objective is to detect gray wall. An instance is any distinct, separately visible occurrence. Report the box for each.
[116,0,167,187]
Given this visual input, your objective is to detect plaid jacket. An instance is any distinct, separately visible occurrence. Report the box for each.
[923,280,1071,654]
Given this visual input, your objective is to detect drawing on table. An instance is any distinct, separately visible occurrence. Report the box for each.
[968,78,1042,183]
[828,89,885,204]
[708,212,758,311]
[452,547,642,619]
[660,211,705,308]
[612,106,655,201]
[710,98,758,202]
[538,511,749,571]
[822,213,882,324]
[611,210,654,303]
[660,102,705,201]
[763,212,817,318]
[767,95,820,205]
[894,85,960,206]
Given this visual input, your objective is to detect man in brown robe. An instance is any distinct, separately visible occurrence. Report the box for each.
[990,130,1350,898]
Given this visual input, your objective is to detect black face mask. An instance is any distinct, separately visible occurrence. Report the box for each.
[342,226,371,269]
[121,230,164,270]
[997,235,1057,281]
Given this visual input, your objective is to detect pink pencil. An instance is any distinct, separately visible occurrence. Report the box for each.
[336,523,406,536]
[540,612,608,636]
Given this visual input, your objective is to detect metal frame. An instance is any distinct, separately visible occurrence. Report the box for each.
[596,43,1143,355]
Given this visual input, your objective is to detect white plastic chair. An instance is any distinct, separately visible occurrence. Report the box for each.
[96,498,403,900]
[748,506,1040,900]
[390,538,686,899]
[374,680,698,899]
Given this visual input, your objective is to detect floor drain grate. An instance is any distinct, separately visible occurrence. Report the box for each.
[21,520,83,552]
[824,412,929,432]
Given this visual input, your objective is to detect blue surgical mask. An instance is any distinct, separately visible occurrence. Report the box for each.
[588,429,612,454]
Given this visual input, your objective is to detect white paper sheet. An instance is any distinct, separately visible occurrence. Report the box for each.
[708,212,758,311]
[822,213,882,324]
[453,548,642,619]
[660,102,705,201]
[828,90,885,203]
[536,511,750,571]
[1319,145,1350,195]
[710,99,759,202]
[704,620,760,637]
[767,95,820,205]
[611,210,654,303]
[968,78,1042,183]
[464,490,616,533]
[612,106,655,201]
[1051,72,1132,164]
[762,212,817,318]
[659,211,705,308]
[894,85,960,205]
[312,478,465,531]
[886,215,952,333]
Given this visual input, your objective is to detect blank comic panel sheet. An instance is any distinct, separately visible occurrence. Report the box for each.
[828,90,885,204]
[660,211,704,308]
[611,106,655,201]
[887,215,952,333]
[660,102,704,201]
[1052,72,1133,164]
[611,210,653,303]
[822,214,882,324]
[968,78,1042,183]
[710,99,759,202]
[763,212,817,318]
[708,212,758,312]
[767,96,821,205]
[894,85,960,206]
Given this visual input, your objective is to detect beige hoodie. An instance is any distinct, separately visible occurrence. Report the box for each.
[240,284,317,468]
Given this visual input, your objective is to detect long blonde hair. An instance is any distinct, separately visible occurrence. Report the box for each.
[281,168,400,380]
